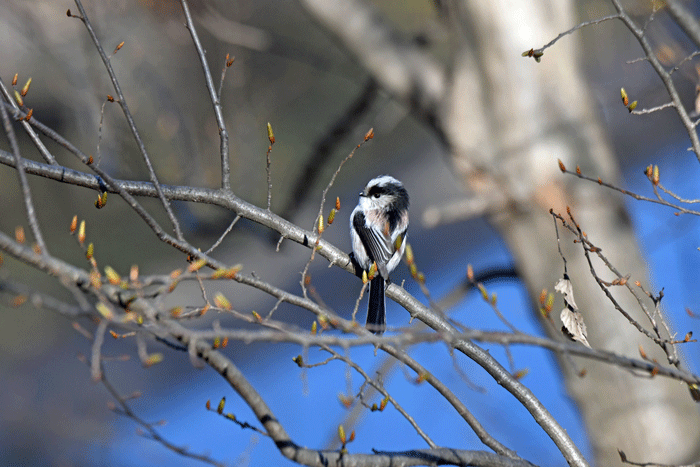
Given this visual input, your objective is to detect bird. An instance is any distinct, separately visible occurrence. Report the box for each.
[349,175,409,334]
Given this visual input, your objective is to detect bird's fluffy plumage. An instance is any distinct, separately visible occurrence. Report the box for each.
[350,175,409,333]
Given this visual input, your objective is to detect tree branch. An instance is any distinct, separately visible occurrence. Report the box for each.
[71,0,185,241]
[179,0,232,192]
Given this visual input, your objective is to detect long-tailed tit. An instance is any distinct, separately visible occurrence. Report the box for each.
[350,175,409,334]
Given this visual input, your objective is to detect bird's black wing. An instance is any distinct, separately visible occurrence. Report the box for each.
[352,211,393,272]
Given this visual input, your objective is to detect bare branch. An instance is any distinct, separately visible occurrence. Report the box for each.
[559,165,700,216]
[179,0,232,192]
[71,0,185,241]
[630,101,676,115]
[164,315,536,467]
[205,214,241,255]
[524,14,620,59]
[0,98,48,254]
[611,0,700,160]
[95,362,225,466]
[0,77,57,165]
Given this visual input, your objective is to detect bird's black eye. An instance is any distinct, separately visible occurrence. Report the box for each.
[367,185,386,199]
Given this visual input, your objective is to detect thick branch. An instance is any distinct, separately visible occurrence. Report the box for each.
[163,317,537,467]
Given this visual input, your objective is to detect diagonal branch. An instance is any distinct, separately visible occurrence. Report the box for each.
[610,0,700,160]
[0,96,48,254]
[162,316,537,467]
[71,0,185,241]
[179,0,232,192]
[0,77,57,165]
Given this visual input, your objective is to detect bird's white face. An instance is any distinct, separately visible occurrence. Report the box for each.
[360,175,405,211]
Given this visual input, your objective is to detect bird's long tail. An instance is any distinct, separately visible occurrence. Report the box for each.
[366,276,386,334]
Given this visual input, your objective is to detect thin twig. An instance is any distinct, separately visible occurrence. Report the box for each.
[300,129,373,297]
[0,279,88,317]
[179,0,231,192]
[317,345,438,449]
[71,0,185,242]
[205,214,241,255]
[90,319,108,381]
[278,79,379,222]
[552,210,684,368]
[527,14,620,56]
[217,54,234,101]
[611,0,700,160]
[95,99,109,167]
[0,76,57,164]
[560,166,700,216]
[630,101,676,115]
[266,142,273,211]
[670,50,700,75]
[657,182,700,204]
[97,364,225,466]
[0,95,48,254]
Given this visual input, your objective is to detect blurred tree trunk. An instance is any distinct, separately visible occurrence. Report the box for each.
[301,0,700,465]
